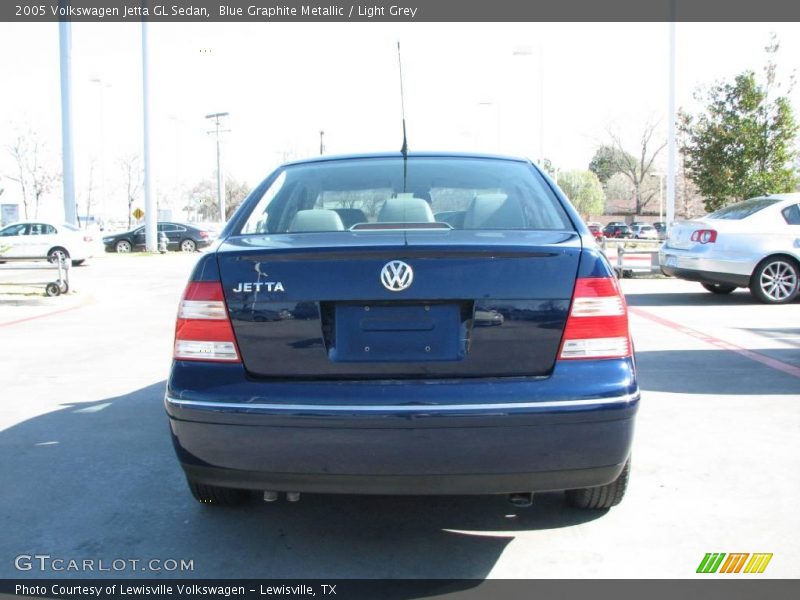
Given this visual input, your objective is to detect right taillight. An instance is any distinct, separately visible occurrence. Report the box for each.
[174,281,240,362]
[690,229,717,244]
[559,277,631,360]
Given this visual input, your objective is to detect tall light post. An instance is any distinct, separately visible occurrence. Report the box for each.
[512,46,545,165]
[141,21,157,252]
[59,13,77,226]
[651,172,665,222]
[319,130,325,155]
[89,77,111,224]
[478,101,501,151]
[666,11,677,227]
[205,112,229,222]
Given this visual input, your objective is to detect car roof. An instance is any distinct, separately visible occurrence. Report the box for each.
[1,220,68,226]
[281,151,532,168]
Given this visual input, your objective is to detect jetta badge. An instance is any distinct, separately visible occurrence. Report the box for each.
[380,260,413,292]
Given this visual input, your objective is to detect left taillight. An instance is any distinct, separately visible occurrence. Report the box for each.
[174,281,240,362]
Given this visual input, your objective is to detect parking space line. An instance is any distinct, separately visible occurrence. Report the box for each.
[0,295,92,328]
[629,306,800,379]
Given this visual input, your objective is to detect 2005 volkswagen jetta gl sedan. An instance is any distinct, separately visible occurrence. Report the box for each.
[165,153,639,510]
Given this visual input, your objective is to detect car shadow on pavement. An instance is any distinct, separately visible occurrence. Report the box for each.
[0,382,607,581]
[625,290,770,307]
[636,348,800,395]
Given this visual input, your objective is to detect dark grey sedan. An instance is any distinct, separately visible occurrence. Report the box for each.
[102,222,215,253]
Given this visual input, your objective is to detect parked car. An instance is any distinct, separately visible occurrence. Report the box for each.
[630,224,658,239]
[165,152,639,510]
[603,224,633,238]
[660,194,800,303]
[586,221,605,243]
[102,222,214,253]
[653,221,667,239]
[0,221,95,265]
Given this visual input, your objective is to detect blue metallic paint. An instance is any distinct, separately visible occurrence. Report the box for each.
[167,153,637,496]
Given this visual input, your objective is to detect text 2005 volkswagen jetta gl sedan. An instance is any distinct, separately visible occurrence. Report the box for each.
[165,153,639,510]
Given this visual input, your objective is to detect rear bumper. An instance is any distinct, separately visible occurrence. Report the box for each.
[166,359,638,494]
[660,265,750,287]
[180,463,628,495]
[659,248,754,286]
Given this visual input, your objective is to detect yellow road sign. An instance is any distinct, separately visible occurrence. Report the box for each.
[132,208,144,220]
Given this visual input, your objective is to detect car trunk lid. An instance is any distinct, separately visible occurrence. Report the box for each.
[217,229,581,379]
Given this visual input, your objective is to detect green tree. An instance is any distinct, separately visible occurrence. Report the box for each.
[679,36,799,212]
[557,170,606,218]
[588,145,634,184]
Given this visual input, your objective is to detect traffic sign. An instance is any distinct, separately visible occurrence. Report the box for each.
[132,208,144,220]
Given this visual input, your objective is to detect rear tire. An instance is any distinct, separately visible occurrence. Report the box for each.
[180,239,197,253]
[701,282,736,294]
[750,257,799,304]
[48,247,69,264]
[566,459,630,509]
[187,479,249,506]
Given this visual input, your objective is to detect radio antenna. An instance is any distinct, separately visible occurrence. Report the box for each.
[397,41,408,157]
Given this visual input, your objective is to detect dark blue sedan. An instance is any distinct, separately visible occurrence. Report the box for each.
[165,153,638,510]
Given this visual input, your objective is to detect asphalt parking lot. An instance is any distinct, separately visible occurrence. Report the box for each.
[0,253,798,579]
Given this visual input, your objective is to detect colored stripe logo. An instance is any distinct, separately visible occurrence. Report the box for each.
[697,553,773,574]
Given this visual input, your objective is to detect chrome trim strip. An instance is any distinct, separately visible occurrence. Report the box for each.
[165,393,638,412]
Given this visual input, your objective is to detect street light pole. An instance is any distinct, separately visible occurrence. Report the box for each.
[58,14,77,226]
[141,21,157,252]
[512,46,544,165]
[205,112,230,222]
[666,11,677,227]
[651,172,665,222]
[478,101,501,151]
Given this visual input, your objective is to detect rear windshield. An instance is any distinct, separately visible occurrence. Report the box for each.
[239,157,572,234]
[707,197,781,220]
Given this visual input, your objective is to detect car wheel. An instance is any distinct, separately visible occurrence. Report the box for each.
[565,459,630,509]
[187,479,249,506]
[750,257,799,304]
[701,283,736,294]
[48,247,70,263]
[115,240,133,253]
[180,239,197,252]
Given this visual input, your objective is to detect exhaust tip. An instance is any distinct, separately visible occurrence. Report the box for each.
[263,491,279,502]
[286,492,301,503]
[508,492,533,508]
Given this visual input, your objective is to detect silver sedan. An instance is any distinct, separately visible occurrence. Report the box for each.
[659,194,800,304]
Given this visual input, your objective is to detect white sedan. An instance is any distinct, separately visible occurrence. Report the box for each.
[0,221,96,266]
[659,194,800,304]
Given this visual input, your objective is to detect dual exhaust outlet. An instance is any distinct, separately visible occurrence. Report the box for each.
[263,490,534,507]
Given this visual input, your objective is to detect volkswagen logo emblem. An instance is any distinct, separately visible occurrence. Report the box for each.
[380,260,414,292]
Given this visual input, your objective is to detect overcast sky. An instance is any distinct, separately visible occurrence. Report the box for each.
[1,21,799,221]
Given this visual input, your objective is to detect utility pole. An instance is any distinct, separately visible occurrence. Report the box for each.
[58,7,77,226]
[319,130,325,155]
[666,5,677,227]
[141,21,157,252]
[205,112,230,222]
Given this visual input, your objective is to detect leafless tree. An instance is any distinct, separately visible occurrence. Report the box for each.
[5,132,56,219]
[607,122,667,215]
[120,154,142,229]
